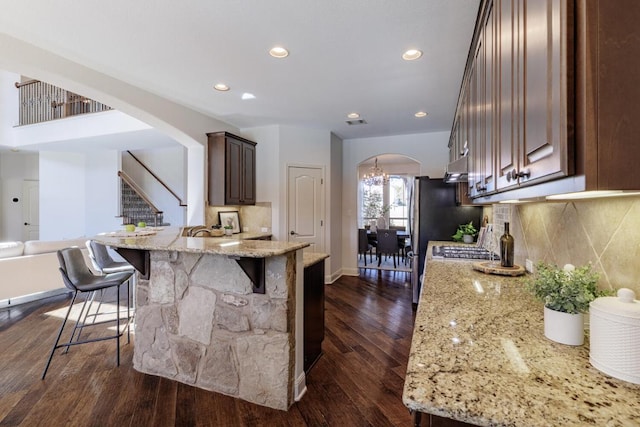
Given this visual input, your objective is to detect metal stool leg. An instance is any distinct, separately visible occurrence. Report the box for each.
[43,291,78,379]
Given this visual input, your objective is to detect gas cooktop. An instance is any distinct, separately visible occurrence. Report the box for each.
[432,245,500,260]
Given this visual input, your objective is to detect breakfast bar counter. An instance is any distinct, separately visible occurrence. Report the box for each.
[94,227,309,411]
[402,242,640,426]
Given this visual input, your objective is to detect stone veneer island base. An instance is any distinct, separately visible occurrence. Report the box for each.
[94,228,308,411]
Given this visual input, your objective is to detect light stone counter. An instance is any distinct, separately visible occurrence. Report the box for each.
[93,227,308,411]
[94,226,305,257]
[403,241,640,426]
[302,251,329,268]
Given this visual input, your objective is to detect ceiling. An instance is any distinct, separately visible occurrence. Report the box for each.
[0,0,480,143]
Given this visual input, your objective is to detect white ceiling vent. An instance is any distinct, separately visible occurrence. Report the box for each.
[346,119,367,125]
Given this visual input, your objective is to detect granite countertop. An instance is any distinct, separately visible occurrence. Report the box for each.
[93,227,308,258]
[302,252,329,268]
[402,241,640,427]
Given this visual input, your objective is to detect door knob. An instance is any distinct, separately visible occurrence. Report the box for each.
[290,231,297,236]
[24,222,30,225]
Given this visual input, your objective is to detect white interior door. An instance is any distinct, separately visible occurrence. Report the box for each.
[22,180,40,240]
[287,166,324,252]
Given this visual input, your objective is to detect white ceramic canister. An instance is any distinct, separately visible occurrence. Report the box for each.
[589,288,640,384]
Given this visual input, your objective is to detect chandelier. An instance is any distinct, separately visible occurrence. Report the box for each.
[362,158,389,186]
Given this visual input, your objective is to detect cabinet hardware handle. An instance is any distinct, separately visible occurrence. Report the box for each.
[517,169,531,179]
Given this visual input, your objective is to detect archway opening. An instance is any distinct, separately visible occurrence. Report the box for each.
[356,154,419,272]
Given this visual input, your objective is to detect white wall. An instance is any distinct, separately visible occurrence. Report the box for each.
[0,152,39,241]
[279,126,331,247]
[242,125,340,280]
[10,110,156,149]
[0,70,19,145]
[242,126,281,238]
[329,133,343,282]
[40,150,125,240]
[39,151,87,240]
[85,150,122,236]
[341,131,450,275]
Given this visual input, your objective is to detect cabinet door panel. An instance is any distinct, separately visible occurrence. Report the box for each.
[242,142,256,204]
[522,0,572,184]
[483,3,495,194]
[496,0,519,190]
[226,138,243,204]
[468,55,481,198]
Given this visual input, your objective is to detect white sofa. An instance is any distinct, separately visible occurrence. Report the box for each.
[0,238,91,306]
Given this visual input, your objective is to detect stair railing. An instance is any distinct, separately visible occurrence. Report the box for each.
[15,79,112,126]
[125,151,187,207]
[118,170,164,226]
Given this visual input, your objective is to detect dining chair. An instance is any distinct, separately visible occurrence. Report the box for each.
[358,228,375,266]
[376,229,400,268]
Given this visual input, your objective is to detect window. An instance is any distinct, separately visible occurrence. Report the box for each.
[388,177,408,229]
[360,176,409,230]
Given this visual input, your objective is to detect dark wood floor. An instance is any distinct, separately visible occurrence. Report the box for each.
[0,269,418,426]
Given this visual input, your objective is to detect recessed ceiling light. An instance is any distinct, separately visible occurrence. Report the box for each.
[213,83,230,91]
[415,111,428,118]
[347,112,360,119]
[269,46,289,58]
[242,93,256,100]
[402,49,423,61]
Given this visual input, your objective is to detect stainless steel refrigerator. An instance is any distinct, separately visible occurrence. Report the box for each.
[409,177,482,305]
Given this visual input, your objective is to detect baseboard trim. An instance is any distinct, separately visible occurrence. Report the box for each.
[294,371,307,402]
[0,288,70,309]
[341,267,360,277]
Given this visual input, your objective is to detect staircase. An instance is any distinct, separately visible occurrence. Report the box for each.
[120,180,165,226]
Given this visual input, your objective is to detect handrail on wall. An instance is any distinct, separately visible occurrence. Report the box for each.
[125,151,187,207]
[14,79,39,88]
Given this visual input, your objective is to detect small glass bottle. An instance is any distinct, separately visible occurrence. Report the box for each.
[500,222,514,267]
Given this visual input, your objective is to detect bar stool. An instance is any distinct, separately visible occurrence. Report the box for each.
[80,240,137,331]
[42,247,133,379]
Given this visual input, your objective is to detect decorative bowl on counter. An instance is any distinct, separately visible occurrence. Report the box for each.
[590,288,640,384]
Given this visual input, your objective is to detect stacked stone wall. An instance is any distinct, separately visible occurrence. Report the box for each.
[133,250,296,410]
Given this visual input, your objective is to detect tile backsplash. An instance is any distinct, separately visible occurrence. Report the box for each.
[486,197,640,295]
[205,202,272,233]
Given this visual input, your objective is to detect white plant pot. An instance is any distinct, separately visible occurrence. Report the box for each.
[544,306,584,346]
[463,234,474,244]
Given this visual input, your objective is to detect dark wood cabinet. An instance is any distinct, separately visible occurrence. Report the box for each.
[495,0,519,191]
[469,1,496,198]
[207,131,256,206]
[452,0,640,202]
[577,0,640,190]
[303,259,325,373]
[518,0,574,187]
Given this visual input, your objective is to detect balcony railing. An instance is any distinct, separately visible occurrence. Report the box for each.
[15,79,112,126]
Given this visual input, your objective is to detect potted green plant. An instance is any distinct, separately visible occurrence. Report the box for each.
[526,262,604,345]
[452,221,477,243]
[223,225,233,236]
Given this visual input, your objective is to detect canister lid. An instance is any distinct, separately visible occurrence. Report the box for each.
[590,288,640,318]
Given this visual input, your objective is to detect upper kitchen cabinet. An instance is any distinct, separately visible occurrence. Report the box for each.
[207,132,256,206]
[469,1,497,198]
[514,0,574,188]
[577,0,640,190]
[455,0,640,203]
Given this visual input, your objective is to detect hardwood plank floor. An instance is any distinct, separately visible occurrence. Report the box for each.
[0,269,418,426]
